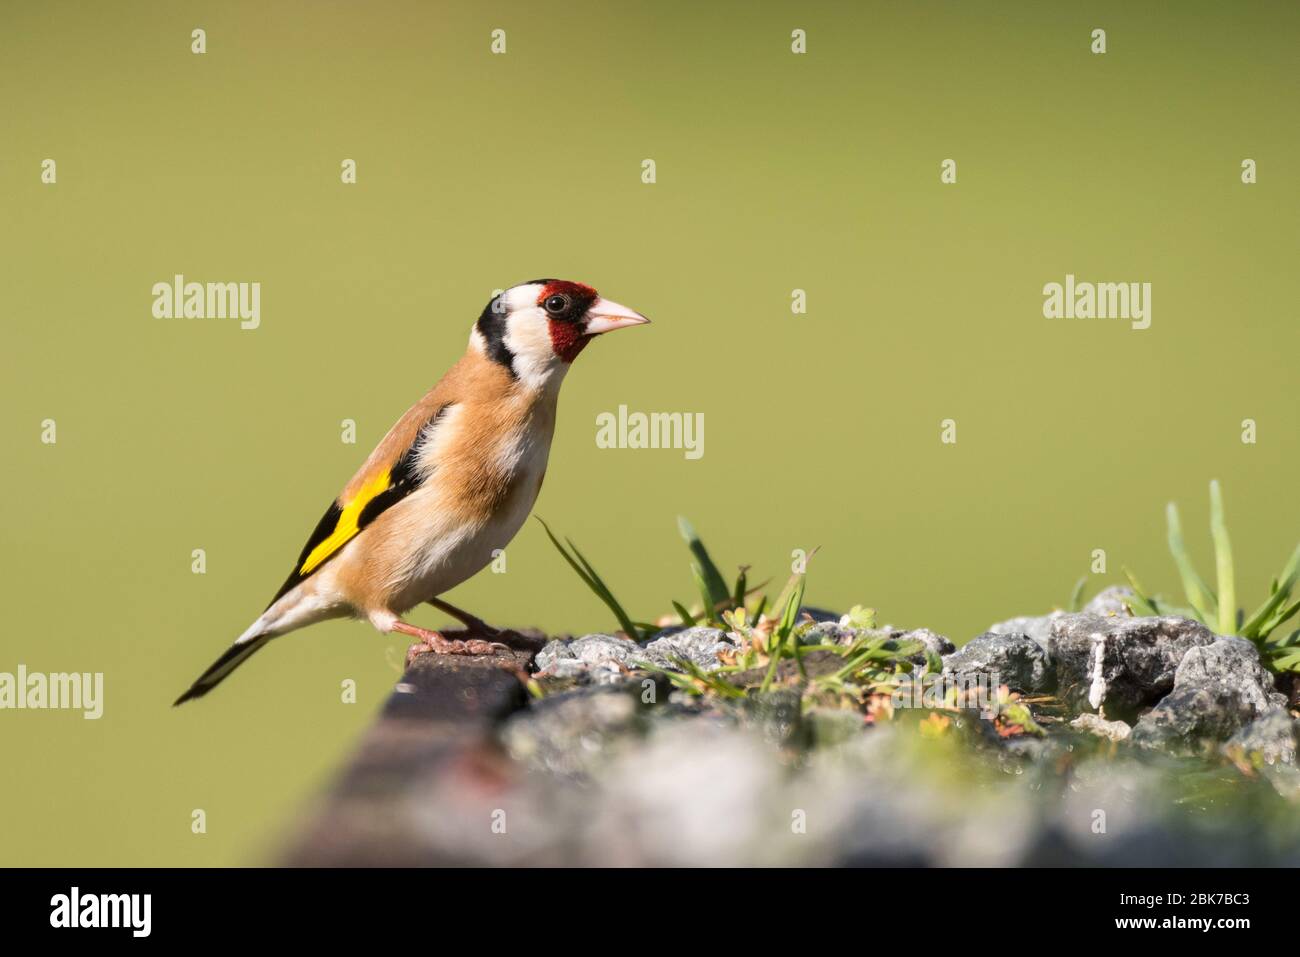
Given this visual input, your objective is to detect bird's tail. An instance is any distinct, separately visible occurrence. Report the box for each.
[173,628,273,706]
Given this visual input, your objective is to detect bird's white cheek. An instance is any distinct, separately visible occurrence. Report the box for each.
[504,313,566,389]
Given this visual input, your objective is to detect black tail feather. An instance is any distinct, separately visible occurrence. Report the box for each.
[173,635,273,706]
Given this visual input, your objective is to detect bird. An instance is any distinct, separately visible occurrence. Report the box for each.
[174,279,649,705]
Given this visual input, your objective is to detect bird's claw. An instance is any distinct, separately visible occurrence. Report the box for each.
[405,634,512,666]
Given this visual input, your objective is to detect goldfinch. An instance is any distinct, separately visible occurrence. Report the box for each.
[174,280,649,705]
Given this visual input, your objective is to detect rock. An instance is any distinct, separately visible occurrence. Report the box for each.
[1082,585,1137,618]
[1130,687,1254,753]
[1131,638,1285,753]
[1276,673,1300,712]
[571,721,793,866]
[898,627,956,661]
[942,631,1054,693]
[534,628,740,685]
[1223,709,1298,766]
[988,611,1064,650]
[535,633,640,684]
[501,684,643,776]
[1049,614,1215,721]
[988,585,1141,649]
[799,624,954,666]
[1044,755,1286,867]
[1171,636,1284,713]
[998,733,1066,765]
[743,688,805,747]
[797,621,858,646]
[801,606,843,623]
[805,708,864,748]
[638,626,736,671]
[1071,712,1132,742]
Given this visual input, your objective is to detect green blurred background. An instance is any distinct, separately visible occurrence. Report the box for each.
[1,0,1296,865]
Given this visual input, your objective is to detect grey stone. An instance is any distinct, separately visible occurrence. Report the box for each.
[1130,686,1256,753]
[743,688,805,747]
[998,733,1066,765]
[800,606,843,623]
[1223,708,1298,766]
[637,626,737,671]
[534,628,740,684]
[988,611,1064,649]
[1049,614,1215,721]
[898,627,956,660]
[1070,712,1132,742]
[535,633,640,684]
[501,684,643,776]
[1082,585,1137,618]
[1131,638,1284,753]
[1171,636,1283,713]
[942,631,1054,693]
[799,624,954,665]
[1045,754,1290,867]
[298,607,1300,868]
[797,621,859,646]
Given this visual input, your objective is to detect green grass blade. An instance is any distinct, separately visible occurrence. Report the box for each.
[537,516,599,591]
[1260,597,1300,638]
[760,575,805,693]
[1280,543,1300,588]
[671,601,697,628]
[777,576,805,643]
[759,637,784,693]
[565,537,643,640]
[1269,651,1300,674]
[651,658,748,699]
[1122,567,1162,617]
[784,577,808,679]
[535,517,642,641]
[677,516,731,608]
[1208,480,1236,634]
[1068,576,1087,613]
[732,566,748,612]
[770,546,819,620]
[1243,544,1300,638]
[1165,502,1216,625]
[1265,632,1300,673]
[690,565,720,624]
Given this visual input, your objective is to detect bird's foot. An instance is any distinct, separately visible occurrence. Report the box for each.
[393,622,510,667]
[403,634,511,667]
[425,598,526,647]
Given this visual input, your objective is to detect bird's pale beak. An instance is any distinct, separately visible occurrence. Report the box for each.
[584,298,650,335]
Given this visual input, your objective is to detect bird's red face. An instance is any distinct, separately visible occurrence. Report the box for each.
[476,279,650,384]
[536,280,600,363]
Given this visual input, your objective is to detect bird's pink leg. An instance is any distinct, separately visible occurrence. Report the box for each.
[392,620,509,667]
[425,597,531,649]
[426,597,499,635]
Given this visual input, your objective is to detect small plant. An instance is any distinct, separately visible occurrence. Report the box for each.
[677,516,732,627]
[537,514,769,642]
[537,514,926,720]
[1124,481,1300,675]
[536,517,656,641]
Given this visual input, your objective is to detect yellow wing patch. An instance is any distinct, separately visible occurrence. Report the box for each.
[299,469,392,575]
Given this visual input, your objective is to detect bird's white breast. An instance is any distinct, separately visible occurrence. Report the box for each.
[382,401,555,613]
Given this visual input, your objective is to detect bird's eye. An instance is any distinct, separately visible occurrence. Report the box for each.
[544,294,569,315]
